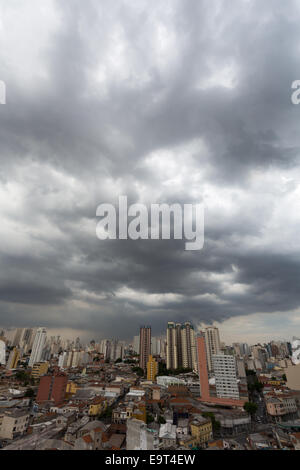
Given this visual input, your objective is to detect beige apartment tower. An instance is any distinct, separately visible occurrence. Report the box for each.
[204,326,221,372]
[166,321,197,371]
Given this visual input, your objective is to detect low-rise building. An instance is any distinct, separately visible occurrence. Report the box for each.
[0,410,30,440]
[190,416,212,447]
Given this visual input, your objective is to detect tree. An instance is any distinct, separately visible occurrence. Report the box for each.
[115,358,122,364]
[25,388,35,398]
[99,407,112,419]
[132,366,144,377]
[282,374,287,382]
[157,415,166,424]
[146,413,154,424]
[202,412,220,432]
[243,402,258,415]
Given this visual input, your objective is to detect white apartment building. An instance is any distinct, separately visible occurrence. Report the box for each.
[28,327,47,367]
[212,354,239,400]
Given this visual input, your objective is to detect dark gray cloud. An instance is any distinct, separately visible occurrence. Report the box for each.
[0,0,300,340]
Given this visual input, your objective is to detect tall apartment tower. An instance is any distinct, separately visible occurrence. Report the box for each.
[166,322,179,370]
[0,340,6,366]
[181,322,197,371]
[6,347,20,370]
[139,326,151,371]
[204,326,221,372]
[29,327,47,367]
[212,354,239,400]
[12,328,24,347]
[133,336,140,354]
[167,321,197,370]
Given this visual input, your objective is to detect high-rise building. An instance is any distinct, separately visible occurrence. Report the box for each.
[36,371,68,405]
[133,336,140,354]
[204,326,221,372]
[166,322,179,370]
[20,328,34,353]
[6,347,20,370]
[29,327,47,367]
[0,340,6,366]
[151,337,162,356]
[166,321,197,370]
[12,328,24,347]
[139,326,151,371]
[181,322,197,371]
[147,355,158,381]
[212,354,239,400]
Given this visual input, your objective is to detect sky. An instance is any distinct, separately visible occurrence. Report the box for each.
[1,0,300,344]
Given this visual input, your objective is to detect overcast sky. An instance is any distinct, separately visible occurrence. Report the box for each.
[1,0,300,344]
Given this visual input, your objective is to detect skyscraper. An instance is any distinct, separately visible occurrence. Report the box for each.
[6,347,20,370]
[12,328,24,347]
[139,326,151,371]
[181,321,197,371]
[133,335,140,354]
[212,354,239,400]
[204,326,221,372]
[0,340,6,366]
[166,321,197,370]
[29,327,47,367]
[166,322,179,370]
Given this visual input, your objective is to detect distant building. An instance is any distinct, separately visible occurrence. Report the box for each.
[166,321,197,371]
[147,355,158,381]
[6,348,20,370]
[29,327,47,367]
[31,361,49,379]
[133,336,140,354]
[139,326,151,371]
[204,327,221,372]
[0,340,6,365]
[166,322,181,370]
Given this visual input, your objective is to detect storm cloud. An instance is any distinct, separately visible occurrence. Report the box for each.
[1,0,300,341]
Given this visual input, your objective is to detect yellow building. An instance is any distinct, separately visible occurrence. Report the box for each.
[6,348,20,370]
[31,361,49,379]
[190,417,213,447]
[147,355,158,381]
[89,397,107,416]
[66,381,78,397]
[132,403,147,423]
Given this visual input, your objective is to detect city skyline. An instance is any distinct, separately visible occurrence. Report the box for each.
[1,1,300,354]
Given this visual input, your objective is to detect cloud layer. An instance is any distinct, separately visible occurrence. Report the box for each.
[1,0,300,341]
